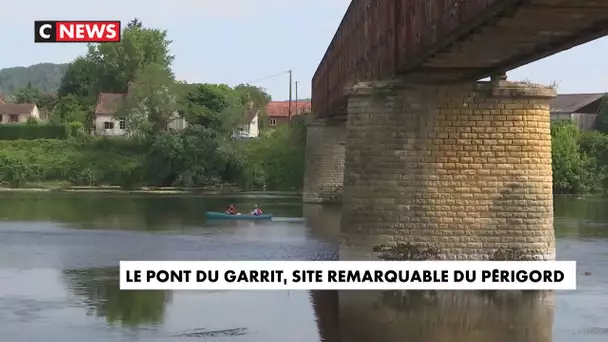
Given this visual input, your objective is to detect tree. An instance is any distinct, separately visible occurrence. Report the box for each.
[52,94,89,124]
[233,84,271,131]
[86,19,174,93]
[178,83,246,133]
[119,64,179,135]
[551,121,600,193]
[57,18,174,101]
[233,84,271,108]
[14,86,42,104]
[57,57,97,99]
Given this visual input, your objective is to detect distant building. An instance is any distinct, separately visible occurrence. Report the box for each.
[235,103,260,138]
[0,103,40,124]
[265,100,311,128]
[94,85,187,136]
[550,93,605,131]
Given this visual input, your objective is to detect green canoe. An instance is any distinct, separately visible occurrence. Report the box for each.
[205,211,273,220]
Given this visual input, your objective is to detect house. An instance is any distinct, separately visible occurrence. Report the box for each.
[0,103,40,124]
[94,87,188,136]
[550,93,605,131]
[95,93,127,135]
[265,100,311,128]
[235,103,260,138]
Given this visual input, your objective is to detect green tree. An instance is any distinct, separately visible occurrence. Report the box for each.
[143,126,243,186]
[179,83,244,133]
[14,85,42,104]
[551,121,600,193]
[234,84,271,131]
[580,130,608,190]
[86,18,174,93]
[52,94,90,124]
[119,64,179,135]
[234,84,271,108]
[57,57,98,99]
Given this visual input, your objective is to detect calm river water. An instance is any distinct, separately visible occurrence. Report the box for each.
[0,192,605,341]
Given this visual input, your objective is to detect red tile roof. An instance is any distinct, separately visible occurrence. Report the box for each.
[95,93,125,115]
[0,103,36,115]
[266,100,311,117]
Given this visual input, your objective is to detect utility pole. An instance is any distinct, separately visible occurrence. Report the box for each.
[295,81,299,116]
[288,69,292,125]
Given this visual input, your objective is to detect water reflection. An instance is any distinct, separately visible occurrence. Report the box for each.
[303,203,341,243]
[0,192,606,341]
[339,290,554,342]
[0,192,305,231]
[63,267,171,327]
[0,192,335,341]
[310,291,339,342]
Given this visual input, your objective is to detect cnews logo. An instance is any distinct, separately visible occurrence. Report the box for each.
[34,21,121,43]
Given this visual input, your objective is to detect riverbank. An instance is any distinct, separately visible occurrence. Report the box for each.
[0,182,242,194]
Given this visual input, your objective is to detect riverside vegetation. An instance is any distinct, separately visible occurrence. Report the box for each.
[0,19,305,191]
[551,97,608,194]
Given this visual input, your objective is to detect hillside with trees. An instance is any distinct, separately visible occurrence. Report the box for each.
[0,63,69,94]
[0,19,305,191]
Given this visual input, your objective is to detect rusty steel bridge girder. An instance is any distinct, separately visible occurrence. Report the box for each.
[311,0,608,119]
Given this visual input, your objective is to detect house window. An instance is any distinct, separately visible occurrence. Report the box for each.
[104,121,114,129]
[269,118,277,126]
[9,115,19,123]
[119,120,126,129]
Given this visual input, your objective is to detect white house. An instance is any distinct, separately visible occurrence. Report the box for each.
[0,103,41,124]
[94,91,187,136]
[236,105,260,138]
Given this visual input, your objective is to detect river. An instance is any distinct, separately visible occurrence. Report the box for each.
[0,192,605,341]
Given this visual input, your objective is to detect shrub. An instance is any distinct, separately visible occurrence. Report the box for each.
[0,123,66,140]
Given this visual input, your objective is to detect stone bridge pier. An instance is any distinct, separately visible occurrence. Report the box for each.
[338,79,556,260]
[303,119,347,203]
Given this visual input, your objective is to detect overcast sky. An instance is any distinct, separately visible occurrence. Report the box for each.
[1,0,607,100]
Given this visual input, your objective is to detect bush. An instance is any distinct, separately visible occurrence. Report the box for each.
[0,123,66,140]
[234,123,306,191]
[0,138,142,187]
[0,123,307,191]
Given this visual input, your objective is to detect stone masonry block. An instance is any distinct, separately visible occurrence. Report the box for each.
[340,80,556,260]
[303,119,347,203]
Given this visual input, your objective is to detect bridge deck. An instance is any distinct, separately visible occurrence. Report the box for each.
[312,0,608,119]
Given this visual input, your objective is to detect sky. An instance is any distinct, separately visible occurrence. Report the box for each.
[1,0,607,101]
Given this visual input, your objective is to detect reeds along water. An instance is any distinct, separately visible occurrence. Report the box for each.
[338,290,554,342]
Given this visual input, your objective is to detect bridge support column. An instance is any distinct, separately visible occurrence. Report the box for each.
[303,119,346,203]
[341,80,556,260]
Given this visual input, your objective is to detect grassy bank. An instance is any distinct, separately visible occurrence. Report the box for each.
[0,125,306,191]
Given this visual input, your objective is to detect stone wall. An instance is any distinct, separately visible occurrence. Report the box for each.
[341,80,556,260]
[303,119,347,203]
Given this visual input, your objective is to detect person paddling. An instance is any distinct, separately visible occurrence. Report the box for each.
[225,204,237,215]
[250,204,263,216]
